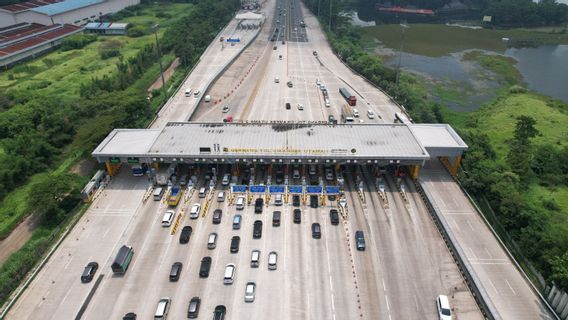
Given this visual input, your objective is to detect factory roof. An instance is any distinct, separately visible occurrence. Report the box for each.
[31,0,103,16]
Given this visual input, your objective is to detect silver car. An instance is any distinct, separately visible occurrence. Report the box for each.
[244,282,256,302]
[268,251,278,270]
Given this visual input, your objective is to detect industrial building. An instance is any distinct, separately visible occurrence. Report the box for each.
[0,22,83,68]
[0,0,140,28]
[84,22,128,35]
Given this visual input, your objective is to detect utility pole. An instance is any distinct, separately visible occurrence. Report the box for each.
[395,23,408,87]
[152,24,167,99]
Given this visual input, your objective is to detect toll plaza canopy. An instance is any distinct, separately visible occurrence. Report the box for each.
[92,122,467,165]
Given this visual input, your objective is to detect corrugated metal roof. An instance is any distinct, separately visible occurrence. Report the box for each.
[408,124,468,149]
[93,122,436,161]
[85,22,128,30]
[31,0,103,16]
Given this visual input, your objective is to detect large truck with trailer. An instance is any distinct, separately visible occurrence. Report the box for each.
[341,104,354,123]
[339,87,357,106]
[168,186,182,206]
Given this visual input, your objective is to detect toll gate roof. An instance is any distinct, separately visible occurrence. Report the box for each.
[92,122,467,163]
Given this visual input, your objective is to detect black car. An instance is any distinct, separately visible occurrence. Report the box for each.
[179,226,192,244]
[199,257,212,278]
[328,115,337,124]
[187,297,201,318]
[292,195,300,207]
[80,261,98,283]
[253,220,263,239]
[286,102,291,110]
[213,209,222,224]
[254,198,264,213]
[169,262,183,282]
[230,236,240,253]
[213,305,226,320]
[330,209,339,225]
[293,209,301,224]
[122,312,137,320]
[273,211,281,227]
[312,223,321,239]
[310,195,318,208]
[327,195,337,201]
[355,231,366,251]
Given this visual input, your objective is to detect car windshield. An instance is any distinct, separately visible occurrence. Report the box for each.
[442,308,451,316]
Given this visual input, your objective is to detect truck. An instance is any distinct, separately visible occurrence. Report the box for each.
[111,245,134,274]
[168,186,182,207]
[341,104,354,123]
[339,87,356,106]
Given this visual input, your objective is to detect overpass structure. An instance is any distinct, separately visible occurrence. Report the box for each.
[92,122,467,177]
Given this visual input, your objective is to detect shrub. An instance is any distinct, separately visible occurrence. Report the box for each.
[60,34,97,51]
[127,25,149,38]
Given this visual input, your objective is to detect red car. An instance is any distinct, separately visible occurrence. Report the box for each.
[224,116,233,123]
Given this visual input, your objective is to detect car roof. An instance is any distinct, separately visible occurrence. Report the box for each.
[438,295,450,308]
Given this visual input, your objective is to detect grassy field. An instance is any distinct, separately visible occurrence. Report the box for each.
[474,93,568,157]
[0,2,191,104]
[361,24,568,57]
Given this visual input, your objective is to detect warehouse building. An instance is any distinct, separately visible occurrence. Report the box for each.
[0,0,140,28]
[0,22,83,68]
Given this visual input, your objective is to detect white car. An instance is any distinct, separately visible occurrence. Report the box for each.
[339,198,347,208]
[161,210,175,227]
[436,295,452,320]
[222,105,230,113]
[274,76,280,83]
[190,204,201,219]
[367,109,375,119]
[244,282,256,302]
[297,103,304,110]
[268,251,278,270]
[316,78,321,86]
[222,174,230,185]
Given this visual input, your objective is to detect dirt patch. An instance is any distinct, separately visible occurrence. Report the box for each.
[0,214,40,265]
[147,57,180,93]
[71,158,98,177]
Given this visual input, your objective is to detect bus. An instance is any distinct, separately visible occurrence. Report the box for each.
[394,112,412,124]
[111,245,134,274]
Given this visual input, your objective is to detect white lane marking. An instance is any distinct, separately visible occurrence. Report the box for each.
[488,279,499,294]
[63,256,73,270]
[467,220,475,231]
[385,294,390,311]
[505,279,517,295]
[382,278,387,292]
[484,247,493,259]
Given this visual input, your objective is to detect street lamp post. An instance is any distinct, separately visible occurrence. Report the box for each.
[152,24,167,99]
[395,23,409,87]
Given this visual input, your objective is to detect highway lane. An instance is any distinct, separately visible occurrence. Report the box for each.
[420,160,555,319]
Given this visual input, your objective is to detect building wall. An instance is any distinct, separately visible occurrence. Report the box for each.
[1,0,140,27]
[1,39,60,68]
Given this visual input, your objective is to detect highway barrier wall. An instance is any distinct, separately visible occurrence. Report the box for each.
[413,177,502,320]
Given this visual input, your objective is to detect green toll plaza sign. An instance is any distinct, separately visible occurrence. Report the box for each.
[109,157,121,164]
[127,157,139,164]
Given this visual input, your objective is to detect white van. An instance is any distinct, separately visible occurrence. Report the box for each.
[217,191,225,202]
[236,196,245,210]
[184,88,192,97]
[153,187,164,201]
[250,249,260,268]
[198,187,206,198]
[154,297,171,319]
[204,95,211,102]
[274,194,283,206]
[352,108,359,117]
[367,109,375,119]
[161,210,175,227]
[274,76,280,83]
[224,263,236,284]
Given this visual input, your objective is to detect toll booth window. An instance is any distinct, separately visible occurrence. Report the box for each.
[199,147,211,154]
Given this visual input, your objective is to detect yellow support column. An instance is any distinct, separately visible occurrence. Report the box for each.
[105,161,122,176]
[409,165,421,180]
[440,156,462,177]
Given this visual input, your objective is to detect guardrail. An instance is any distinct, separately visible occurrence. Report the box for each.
[413,178,501,320]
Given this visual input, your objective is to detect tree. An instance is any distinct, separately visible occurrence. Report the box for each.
[507,116,539,184]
